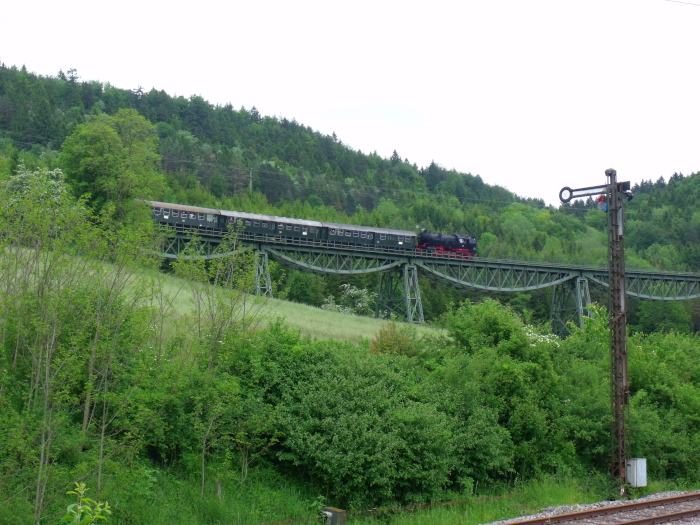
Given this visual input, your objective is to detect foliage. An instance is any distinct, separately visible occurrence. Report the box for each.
[231,333,456,508]
[59,108,165,220]
[441,299,530,355]
[369,323,421,356]
[0,161,159,521]
[283,270,327,307]
[3,164,68,202]
[630,300,692,334]
[62,483,111,524]
[321,283,377,316]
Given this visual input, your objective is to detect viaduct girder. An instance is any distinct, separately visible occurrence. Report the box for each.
[161,235,234,260]
[417,259,700,300]
[584,269,700,300]
[159,231,700,328]
[416,259,575,292]
[263,244,405,275]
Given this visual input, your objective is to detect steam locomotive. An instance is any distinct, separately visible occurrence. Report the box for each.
[417,230,477,257]
[146,200,477,258]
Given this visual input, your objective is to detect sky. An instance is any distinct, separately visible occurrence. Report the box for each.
[1,0,698,205]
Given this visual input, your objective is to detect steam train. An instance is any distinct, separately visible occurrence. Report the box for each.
[147,200,477,257]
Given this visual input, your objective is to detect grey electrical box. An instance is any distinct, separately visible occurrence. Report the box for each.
[322,507,346,525]
[626,458,647,487]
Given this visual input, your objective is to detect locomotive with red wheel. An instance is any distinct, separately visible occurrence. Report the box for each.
[416,230,477,258]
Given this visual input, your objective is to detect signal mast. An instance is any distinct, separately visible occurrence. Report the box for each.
[560,169,633,491]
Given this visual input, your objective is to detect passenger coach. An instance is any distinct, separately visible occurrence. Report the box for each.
[219,210,324,242]
[146,200,416,252]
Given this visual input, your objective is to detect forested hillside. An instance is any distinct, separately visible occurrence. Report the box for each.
[2,62,700,524]
[1,61,699,330]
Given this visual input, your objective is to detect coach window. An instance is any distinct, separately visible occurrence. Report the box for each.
[163,209,170,216]
[262,222,268,228]
[154,208,161,216]
[302,227,308,235]
[368,233,373,240]
[207,214,214,222]
[380,234,386,240]
[337,229,343,236]
[245,220,251,226]
[253,221,260,227]
[172,210,179,217]
[294,226,300,232]
[353,231,359,238]
[285,225,291,231]
[398,235,403,242]
[345,231,351,237]
[361,232,366,239]
[198,213,204,220]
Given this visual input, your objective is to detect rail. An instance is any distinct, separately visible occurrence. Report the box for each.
[499,492,700,525]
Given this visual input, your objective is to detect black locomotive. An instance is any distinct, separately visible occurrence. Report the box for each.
[146,200,477,258]
[416,230,477,257]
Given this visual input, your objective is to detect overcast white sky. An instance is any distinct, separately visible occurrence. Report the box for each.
[1,0,698,205]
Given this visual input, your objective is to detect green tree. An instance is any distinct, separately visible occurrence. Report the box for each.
[631,300,692,334]
[0,159,160,521]
[60,109,165,220]
[283,271,326,307]
[389,149,401,166]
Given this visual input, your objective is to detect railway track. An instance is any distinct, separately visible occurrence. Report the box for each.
[500,493,700,525]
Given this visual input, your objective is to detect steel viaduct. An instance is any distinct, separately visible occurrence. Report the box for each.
[161,230,700,336]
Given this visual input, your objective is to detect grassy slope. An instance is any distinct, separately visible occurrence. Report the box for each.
[256,295,443,342]
[149,268,443,343]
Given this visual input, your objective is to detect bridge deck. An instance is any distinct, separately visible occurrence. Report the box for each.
[161,228,700,300]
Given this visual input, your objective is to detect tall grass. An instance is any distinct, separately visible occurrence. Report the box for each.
[103,466,316,525]
[256,295,443,342]
[347,475,674,525]
[144,267,443,344]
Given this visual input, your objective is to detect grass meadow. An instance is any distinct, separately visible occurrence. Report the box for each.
[144,267,443,344]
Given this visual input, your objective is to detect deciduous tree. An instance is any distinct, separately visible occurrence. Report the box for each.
[60,109,165,220]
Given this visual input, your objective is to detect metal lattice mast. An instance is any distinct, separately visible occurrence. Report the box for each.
[376,269,401,319]
[403,264,424,324]
[255,250,273,297]
[606,168,629,484]
[376,264,424,323]
[550,277,592,337]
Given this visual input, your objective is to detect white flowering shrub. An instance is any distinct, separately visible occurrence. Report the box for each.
[321,283,376,316]
[4,164,69,203]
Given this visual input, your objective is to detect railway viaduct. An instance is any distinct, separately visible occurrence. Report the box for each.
[161,230,700,336]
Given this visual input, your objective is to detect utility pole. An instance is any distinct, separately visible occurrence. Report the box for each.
[560,169,633,490]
